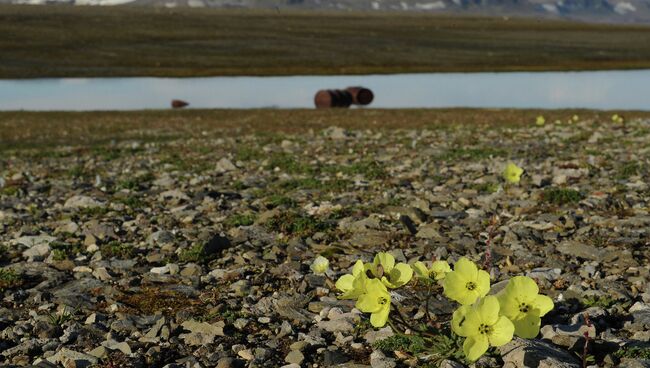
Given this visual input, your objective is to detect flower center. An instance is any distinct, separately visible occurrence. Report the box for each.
[378,296,388,305]
[466,281,477,291]
[478,323,492,335]
[519,302,530,313]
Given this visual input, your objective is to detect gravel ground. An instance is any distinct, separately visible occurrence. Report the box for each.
[1,114,649,368]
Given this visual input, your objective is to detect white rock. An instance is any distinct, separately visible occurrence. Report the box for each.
[150,266,170,274]
[64,195,104,209]
[216,157,237,173]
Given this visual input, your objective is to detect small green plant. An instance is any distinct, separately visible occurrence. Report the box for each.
[617,162,640,179]
[0,268,21,291]
[265,194,296,208]
[117,195,146,209]
[541,188,584,205]
[100,242,135,259]
[343,160,387,180]
[47,307,75,326]
[1,186,19,196]
[266,153,313,174]
[470,182,500,194]
[231,181,247,191]
[67,165,87,179]
[235,147,263,161]
[615,346,650,359]
[179,244,205,263]
[50,241,81,261]
[278,178,322,191]
[77,206,109,217]
[581,295,617,309]
[265,212,334,237]
[224,213,256,228]
[374,334,426,355]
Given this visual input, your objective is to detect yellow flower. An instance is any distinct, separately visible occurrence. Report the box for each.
[502,162,523,184]
[611,114,619,122]
[355,278,391,328]
[535,115,545,126]
[496,276,554,338]
[453,296,515,361]
[443,257,490,305]
[335,260,367,300]
[413,260,451,281]
[572,114,579,122]
[366,252,413,289]
[310,255,329,275]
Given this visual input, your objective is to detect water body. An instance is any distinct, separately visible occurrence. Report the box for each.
[1,70,649,111]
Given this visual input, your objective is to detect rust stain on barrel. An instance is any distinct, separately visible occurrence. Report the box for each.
[314,89,353,108]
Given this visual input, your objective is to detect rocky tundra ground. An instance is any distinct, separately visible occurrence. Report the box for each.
[1,111,649,367]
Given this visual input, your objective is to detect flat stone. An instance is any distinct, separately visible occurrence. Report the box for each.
[179,320,225,346]
[556,241,606,261]
[64,195,104,209]
[369,350,396,368]
[47,348,99,368]
[285,350,304,365]
[500,337,581,368]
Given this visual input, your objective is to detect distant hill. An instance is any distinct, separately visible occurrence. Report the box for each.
[2,0,650,23]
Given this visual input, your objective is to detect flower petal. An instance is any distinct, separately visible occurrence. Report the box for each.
[335,274,355,293]
[512,313,541,339]
[443,271,470,304]
[351,260,366,276]
[488,316,515,346]
[496,290,520,320]
[355,279,387,312]
[412,261,429,279]
[507,276,539,303]
[370,304,390,328]
[477,296,501,326]
[475,269,491,298]
[454,257,478,280]
[375,252,395,273]
[532,294,554,317]
[452,304,470,336]
[356,293,380,313]
[463,335,489,362]
[388,263,413,287]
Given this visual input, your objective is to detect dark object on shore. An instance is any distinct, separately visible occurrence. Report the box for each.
[314,87,374,108]
[314,89,353,108]
[346,86,374,106]
[171,99,189,109]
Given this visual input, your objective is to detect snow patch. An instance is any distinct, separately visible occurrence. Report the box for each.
[415,1,445,10]
[541,3,559,13]
[614,2,636,14]
[188,0,205,7]
[75,0,136,5]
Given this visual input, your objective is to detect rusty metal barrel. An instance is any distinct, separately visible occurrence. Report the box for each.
[314,87,374,108]
[346,86,374,106]
[171,99,189,109]
[314,89,353,108]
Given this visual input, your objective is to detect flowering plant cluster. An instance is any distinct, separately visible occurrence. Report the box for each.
[332,254,554,363]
